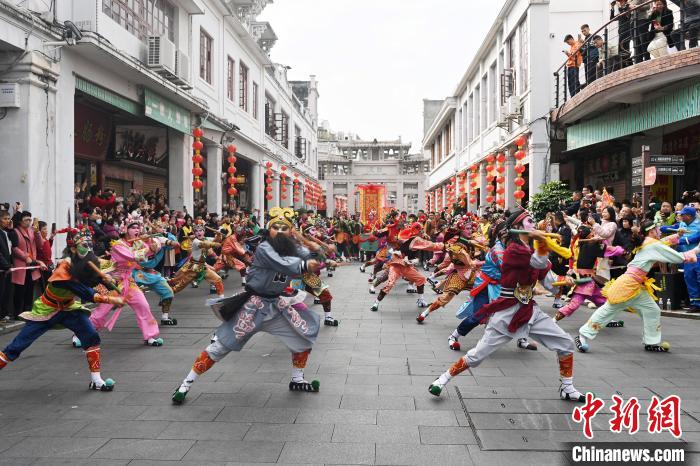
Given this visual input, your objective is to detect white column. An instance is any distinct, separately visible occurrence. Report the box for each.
[347,182,356,215]
[479,163,488,210]
[206,144,223,215]
[250,162,263,216]
[396,181,405,212]
[169,129,194,214]
[325,182,335,216]
[273,173,280,207]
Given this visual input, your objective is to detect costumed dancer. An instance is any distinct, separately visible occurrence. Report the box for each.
[172,208,324,404]
[553,225,624,325]
[370,222,429,312]
[428,209,586,402]
[576,220,700,353]
[298,226,339,327]
[416,236,484,323]
[0,228,123,390]
[169,225,224,297]
[131,222,180,326]
[213,227,251,286]
[87,215,165,346]
[449,221,537,351]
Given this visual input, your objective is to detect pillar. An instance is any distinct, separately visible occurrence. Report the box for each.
[250,162,263,216]
[325,182,334,216]
[206,144,223,215]
[169,129,194,214]
[348,182,356,215]
[396,181,405,212]
[273,172,280,207]
[479,163,488,209]
[505,151,516,211]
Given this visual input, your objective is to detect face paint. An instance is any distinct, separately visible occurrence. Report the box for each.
[76,240,93,258]
[522,216,536,232]
[127,224,141,238]
[269,223,291,239]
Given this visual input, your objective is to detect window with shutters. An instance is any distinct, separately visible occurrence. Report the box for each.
[265,95,276,137]
[226,56,235,101]
[239,62,249,111]
[103,0,175,42]
[199,29,212,84]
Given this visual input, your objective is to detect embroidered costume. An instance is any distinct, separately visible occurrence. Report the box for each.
[172,208,322,404]
[169,225,224,296]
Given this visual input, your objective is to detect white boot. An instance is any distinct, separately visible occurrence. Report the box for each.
[559,377,585,402]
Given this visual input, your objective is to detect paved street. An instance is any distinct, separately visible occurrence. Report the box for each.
[1,265,700,465]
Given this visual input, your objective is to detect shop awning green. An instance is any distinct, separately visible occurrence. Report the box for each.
[75,76,141,116]
[144,89,192,134]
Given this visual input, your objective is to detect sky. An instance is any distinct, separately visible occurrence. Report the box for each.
[259,0,504,153]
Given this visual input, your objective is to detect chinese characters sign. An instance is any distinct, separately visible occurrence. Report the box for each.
[74,102,112,161]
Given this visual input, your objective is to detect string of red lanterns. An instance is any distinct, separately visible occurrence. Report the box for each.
[192,128,204,192]
[496,152,506,208]
[468,164,478,206]
[280,166,288,202]
[265,162,274,202]
[514,135,528,203]
[485,154,496,204]
[226,145,237,198]
[293,172,301,205]
[458,171,467,207]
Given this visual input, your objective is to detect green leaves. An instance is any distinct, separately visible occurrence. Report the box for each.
[527,181,571,221]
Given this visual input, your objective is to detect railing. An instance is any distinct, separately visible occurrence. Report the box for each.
[553,0,696,108]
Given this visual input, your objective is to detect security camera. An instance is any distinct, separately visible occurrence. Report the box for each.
[63,21,83,45]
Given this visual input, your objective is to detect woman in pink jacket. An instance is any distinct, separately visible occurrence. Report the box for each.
[10,211,46,314]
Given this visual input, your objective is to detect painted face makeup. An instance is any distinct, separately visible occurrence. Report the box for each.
[127,224,141,238]
[76,240,93,258]
[522,216,536,232]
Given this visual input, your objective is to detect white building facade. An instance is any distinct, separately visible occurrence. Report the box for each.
[0,0,318,229]
[423,0,609,212]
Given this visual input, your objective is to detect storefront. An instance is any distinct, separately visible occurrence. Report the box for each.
[557,141,630,200]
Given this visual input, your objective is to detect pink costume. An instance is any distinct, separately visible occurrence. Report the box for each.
[90,239,160,340]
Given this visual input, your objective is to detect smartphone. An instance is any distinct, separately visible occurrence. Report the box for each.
[51,222,56,234]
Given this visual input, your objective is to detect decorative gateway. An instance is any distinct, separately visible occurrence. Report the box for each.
[356,184,387,225]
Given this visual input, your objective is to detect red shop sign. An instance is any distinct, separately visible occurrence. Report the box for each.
[74,102,113,161]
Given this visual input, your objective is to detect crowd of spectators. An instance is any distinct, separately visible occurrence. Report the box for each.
[563,0,700,98]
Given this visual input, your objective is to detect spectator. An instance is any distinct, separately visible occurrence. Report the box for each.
[633,0,654,62]
[646,0,675,58]
[0,209,13,321]
[580,24,599,85]
[593,35,620,76]
[10,211,46,316]
[563,34,582,98]
[611,0,634,66]
[662,206,700,311]
[36,221,54,289]
[654,201,677,225]
[670,0,700,50]
[88,185,116,211]
[565,191,583,216]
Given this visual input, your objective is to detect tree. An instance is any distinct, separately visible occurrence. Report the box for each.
[527,181,571,221]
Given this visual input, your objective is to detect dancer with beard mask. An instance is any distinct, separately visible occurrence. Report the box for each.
[172,208,323,404]
[0,228,123,391]
[429,209,587,403]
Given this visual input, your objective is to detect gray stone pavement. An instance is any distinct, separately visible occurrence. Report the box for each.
[1,264,699,465]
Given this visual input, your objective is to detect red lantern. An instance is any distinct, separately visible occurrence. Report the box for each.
[227,155,236,164]
[192,154,203,164]
[485,184,494,192]
[266,194,273,201]
[227,187,237,196]
[514,177,526,187]
[497,153,506,163]
[514,150,526,161]
[486,154,495,163]
[470,197,477,204]
[191,127,204,193]
[496,166,505,174]
[515,135,527,147]
[192,179,203,190]
[192,140,203,151]
[514,190,526,200]
[496,176,505,184]
[515,164,526,174]
[227,166,237,174]
[486,175,495,182]
[192,166,203,177]
[496,187,505,195]
[192,127,203,138]
[486,195,494,203]
[227,144,237,153]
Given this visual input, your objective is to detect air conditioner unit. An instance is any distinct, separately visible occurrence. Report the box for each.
[147,35,176,74]
[506,95,521,118]
[175,50,190,83]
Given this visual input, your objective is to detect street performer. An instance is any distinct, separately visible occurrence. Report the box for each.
[428,209,586,403]
[0,227,123,391]
[172,207,324,404]
[213,226,251,286]
[169,224,224,297]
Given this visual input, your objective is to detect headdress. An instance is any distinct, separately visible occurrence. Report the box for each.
[397,221,423,242]
[505,208,531,229]
[119,212,143,235]
[267,207,295,229]
[57,225,93,247]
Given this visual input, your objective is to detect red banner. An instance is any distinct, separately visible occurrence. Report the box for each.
[74,102,112,161]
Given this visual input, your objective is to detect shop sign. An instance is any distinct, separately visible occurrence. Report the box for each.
[75,77,141,115]
[631,175,642,186]
[650,155,685,165]
[74,102,112,160]
[644,167,657,186]
[112,125,168,168]
[655,165,685,176]
[631,156,643,167]
[144,89,191,134]
[632,166,643,177]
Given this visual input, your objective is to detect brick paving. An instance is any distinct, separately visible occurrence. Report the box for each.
[1,264,699,464]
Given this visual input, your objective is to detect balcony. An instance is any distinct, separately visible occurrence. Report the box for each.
[552,1,700,126]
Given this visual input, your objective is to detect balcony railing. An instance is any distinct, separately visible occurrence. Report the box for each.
[553,0,697,108]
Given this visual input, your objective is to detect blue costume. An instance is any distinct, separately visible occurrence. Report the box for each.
[662,216,700,309]
[453,240,504,338]
[132,233,177,323]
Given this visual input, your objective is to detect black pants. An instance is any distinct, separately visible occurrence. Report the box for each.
[0,273,13,319]
[566,67,580,98]
[584,60,597,85]
[13,272,35,315]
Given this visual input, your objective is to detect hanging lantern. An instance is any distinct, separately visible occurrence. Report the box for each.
[280,166,288,201]
[264,162,275,203]
[293,173,300,204]
[486,195,494,203]
[513,135,528,205]
[226,145,237,201]
[191,127,204,193]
